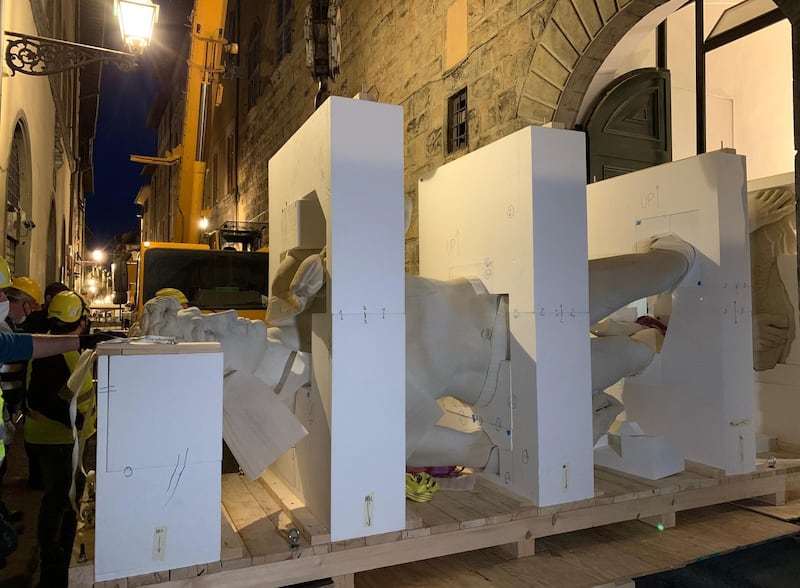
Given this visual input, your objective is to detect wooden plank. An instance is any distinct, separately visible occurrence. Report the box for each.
[221,506,246,561]
[405,500,460,534]
[96,579,128,588]
[128,570,169,587]
[73,455,796,588]
[363,531,402,546]
[145,498,798,588]
[472,478,532,513]
[594,465,681,496]
[239,476,323,563]
[260,470,331,545]
[355,505,798,588]
[734,497,800,521]
[68,563,94,588]
[441,489,516,524]
[475,475,538,510]
[593,468,652,502]
[684,460,726,480]
[221,474,290,565]
[169,565,206,581]
[332,574,354,587]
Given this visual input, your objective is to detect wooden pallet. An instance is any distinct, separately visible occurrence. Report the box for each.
[69,454,799,587]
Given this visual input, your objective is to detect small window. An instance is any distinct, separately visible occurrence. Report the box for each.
[247,23,262,109]
[226,134,235,194]
[447,88,468,154]
[211,153,219,206]
[276,0,293,62]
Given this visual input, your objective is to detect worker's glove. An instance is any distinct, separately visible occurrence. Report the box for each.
[78,332,118,351]
[0,420,15,445]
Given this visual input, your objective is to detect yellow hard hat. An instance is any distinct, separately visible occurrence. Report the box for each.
[0,256,11,289]
[156,287,188,305]
[48,291,88,323]
[10,276,42,304]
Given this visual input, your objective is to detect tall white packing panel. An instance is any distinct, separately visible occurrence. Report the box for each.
[586,152,755,474]
[268,97,406,541]
[95,342,223,581]
[418,125,594,507]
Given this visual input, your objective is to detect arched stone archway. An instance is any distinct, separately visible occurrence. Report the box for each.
[520,0,672,128]
[521,0,798,130]
[521,0,800,290]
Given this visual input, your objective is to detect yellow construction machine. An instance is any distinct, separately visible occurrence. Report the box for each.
[126,1,269,321]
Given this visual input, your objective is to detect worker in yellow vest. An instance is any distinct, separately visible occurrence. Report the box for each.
[26,291,94,588]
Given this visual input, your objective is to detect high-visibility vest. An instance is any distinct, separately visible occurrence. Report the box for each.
[25,351,93,445]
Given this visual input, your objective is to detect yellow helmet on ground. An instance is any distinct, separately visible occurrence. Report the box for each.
[48,291,88,324]
[156,287,188,305]
[10,276,42,304]
[0,256,11,289]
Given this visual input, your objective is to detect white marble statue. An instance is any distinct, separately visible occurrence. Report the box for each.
[137,233,695,470]
[748,187,796,371]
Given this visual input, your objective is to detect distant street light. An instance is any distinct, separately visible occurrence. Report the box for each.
[199,216,210,231]
[4,0,159,76]
[92,249,106,263]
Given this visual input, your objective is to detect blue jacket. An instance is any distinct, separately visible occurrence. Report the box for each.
[0,332,32,363]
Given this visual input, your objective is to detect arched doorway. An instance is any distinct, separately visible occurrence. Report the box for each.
[46,200,57,285]
[6,121,33,276]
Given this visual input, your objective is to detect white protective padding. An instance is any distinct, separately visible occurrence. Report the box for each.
[268,97,406,541]
[594,421,684,480]
[587,151,756,475]
[418,125,594,507]
[223,371,308,479]
[94,343,223,581]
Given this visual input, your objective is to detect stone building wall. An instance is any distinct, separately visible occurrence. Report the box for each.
[204,0,800,272]
[166,0,796,273]
[222,0,680,274]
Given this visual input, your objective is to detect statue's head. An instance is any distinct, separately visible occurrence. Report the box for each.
[138,297,273,376]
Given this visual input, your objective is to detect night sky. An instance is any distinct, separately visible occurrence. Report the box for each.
[85,56,159,250]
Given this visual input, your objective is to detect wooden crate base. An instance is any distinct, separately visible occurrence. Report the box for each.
[69,454,799,587]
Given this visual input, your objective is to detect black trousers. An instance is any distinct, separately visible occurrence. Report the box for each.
[28,443,84,588]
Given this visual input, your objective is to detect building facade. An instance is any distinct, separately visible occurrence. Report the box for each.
[143,0,800,274]
[0,0,104,288]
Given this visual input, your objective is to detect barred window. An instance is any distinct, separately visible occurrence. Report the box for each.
[447,88,468,154]
[277,0,293,62]
[247,22,262,109]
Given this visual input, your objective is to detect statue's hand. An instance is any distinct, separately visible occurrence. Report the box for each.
[753,313,790,351]
[748,189,795,233]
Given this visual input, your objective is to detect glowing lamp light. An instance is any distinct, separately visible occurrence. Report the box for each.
[115,0,159,54]
[199,216,210,231]
[92,249,105,263]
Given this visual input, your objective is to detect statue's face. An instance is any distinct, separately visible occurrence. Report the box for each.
[200,310,269,374]
[141,299,274,377]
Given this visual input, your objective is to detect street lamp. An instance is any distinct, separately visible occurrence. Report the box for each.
[4,0,159,76]
[115,0,160,54]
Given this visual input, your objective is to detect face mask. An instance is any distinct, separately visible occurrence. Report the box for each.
[0,300,10,323]
[12,302,31,325]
